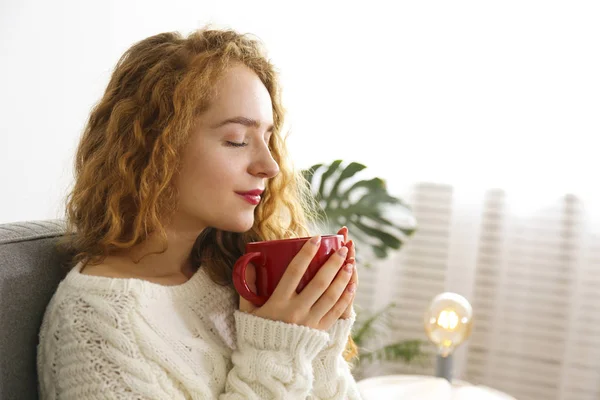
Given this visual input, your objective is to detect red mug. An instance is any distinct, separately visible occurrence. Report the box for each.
[232,235,346,306]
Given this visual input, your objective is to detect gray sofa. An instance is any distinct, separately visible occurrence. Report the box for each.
[0,220,68,400]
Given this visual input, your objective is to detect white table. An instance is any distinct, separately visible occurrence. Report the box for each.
[357,375,517,400]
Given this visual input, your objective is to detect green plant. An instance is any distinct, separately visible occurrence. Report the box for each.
[302,160,425,368]
[302,160,416,258]
[353,303,424,366]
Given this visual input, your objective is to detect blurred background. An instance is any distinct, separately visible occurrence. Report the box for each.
[1,1,599,399]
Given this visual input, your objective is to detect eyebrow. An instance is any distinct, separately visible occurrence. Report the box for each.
[212,116,274,132]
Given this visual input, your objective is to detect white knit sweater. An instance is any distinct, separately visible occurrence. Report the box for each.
[37,262,363,399]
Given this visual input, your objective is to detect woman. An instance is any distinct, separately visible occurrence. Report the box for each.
[37,28,362,399]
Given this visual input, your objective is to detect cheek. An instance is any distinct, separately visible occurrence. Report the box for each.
[180,151,240,196]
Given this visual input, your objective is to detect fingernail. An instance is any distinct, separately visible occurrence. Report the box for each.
[344,263,354,272]
[338,246,349,256]
[347,283,356,293]
[310,235,321,245]
[347,257,356,264]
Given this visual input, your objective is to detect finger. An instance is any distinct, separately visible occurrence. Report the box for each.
[309,258,353,319]
[346,242,357,287]
[319,278,356,326]
[272,235,322,299]
[346,261,358,288]
[298,245,349,306]
[347,239,355,261]
[352,262,359,286]
[337,226,348,242]
[340,295,355,320]
[341,264,358,318]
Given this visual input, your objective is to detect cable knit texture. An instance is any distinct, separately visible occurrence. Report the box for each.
[37,262,363,399]
[310,310,363,400]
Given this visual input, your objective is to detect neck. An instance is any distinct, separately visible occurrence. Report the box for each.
[113,214,206,278]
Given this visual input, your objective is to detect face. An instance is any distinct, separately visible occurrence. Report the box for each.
[174,64,280,233]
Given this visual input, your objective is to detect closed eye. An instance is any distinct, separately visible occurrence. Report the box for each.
[225,141,248,148]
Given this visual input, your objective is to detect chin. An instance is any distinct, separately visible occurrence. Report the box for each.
[216,216,255,233]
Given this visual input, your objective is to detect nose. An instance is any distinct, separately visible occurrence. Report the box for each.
[248,143,280,179]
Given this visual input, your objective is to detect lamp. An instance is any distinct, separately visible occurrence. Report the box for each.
[424,292,473,382]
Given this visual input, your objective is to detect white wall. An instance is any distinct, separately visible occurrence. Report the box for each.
[1,0,599,224]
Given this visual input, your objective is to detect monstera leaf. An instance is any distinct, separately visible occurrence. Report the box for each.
[302,160,416,258]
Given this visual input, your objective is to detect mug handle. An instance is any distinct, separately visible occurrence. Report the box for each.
[232,252,269,306]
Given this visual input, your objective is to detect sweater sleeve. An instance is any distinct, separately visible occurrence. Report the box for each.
[38,294,330,400]
[308,310,364,399]
[221,311,330,399]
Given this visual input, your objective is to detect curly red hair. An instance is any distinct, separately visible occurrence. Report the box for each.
[61,27,358,362]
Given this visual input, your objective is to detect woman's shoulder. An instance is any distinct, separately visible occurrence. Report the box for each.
[59,258,219,303]
[38,265,138,349]
[44,262,138,316]
[60,260,143,295]
[80,255,152,280]
[80,261,128,278]
[80,257,198,286]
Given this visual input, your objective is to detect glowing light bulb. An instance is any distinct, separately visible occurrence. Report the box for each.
[437,309,459,330]
[424,292,473,358]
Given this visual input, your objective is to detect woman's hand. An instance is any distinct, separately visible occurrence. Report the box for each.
[238,235,356,331]
[337,226,358,319]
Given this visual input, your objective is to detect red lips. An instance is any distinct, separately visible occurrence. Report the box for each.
[236,189,264,196]
[235,189,264,205]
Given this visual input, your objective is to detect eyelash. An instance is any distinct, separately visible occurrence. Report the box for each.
[225,140,273,152]
[226,141,248,148]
